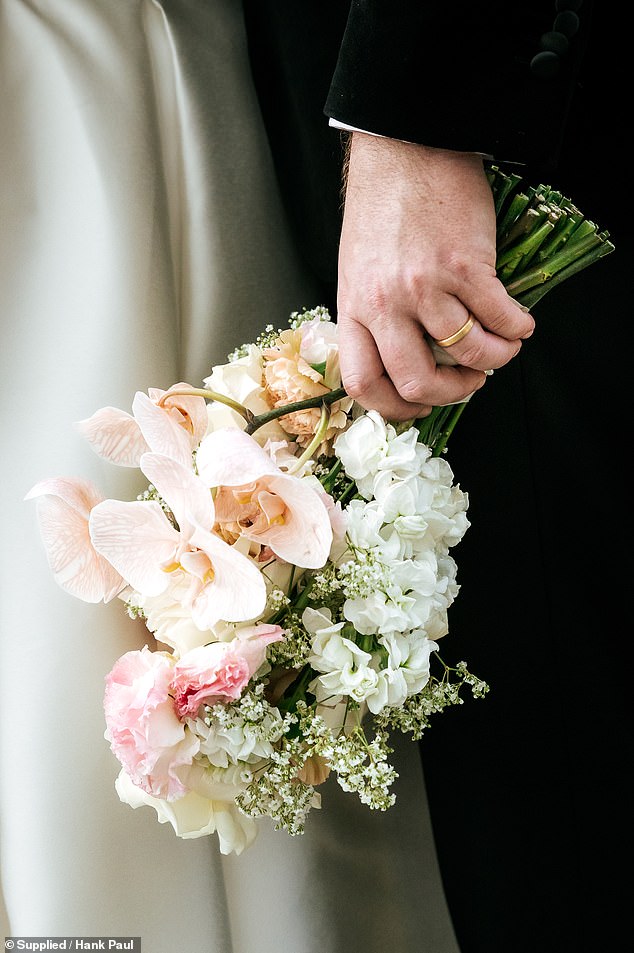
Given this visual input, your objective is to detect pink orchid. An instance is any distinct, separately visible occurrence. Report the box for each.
[195,428,333,569]
[170,623,284,718]
[76,383,208,469]
[104,647,199,801]
[88,453,267,629]
[25,477,125,603]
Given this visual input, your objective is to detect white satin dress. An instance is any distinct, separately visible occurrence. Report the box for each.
[0,3,460,950]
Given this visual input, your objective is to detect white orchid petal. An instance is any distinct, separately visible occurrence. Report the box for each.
[251,474,332,568]
[75,407,149,467]
[89,499,180,595]
[25,478,124,602]
[140,453,214,536]
[188,523,267,626]
[196,427,279,487]
[132,391,193,468]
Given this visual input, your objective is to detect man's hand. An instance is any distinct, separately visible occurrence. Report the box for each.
[336,133,535,420]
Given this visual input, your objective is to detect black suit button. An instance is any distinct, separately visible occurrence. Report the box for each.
[554,10,580,36]
[539,30,570,54]
[530,50,561,78]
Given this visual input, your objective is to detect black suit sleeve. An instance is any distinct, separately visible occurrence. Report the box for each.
[325,0,594,174]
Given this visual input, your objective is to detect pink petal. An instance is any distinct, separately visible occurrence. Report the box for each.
[75,407,150,467]
[188,523,267,627]
[89,499,181,596]
[25,478,124,602]
[196,428,279,488]
[140,453,214,537]
[132,392,193,468]
[233,624,285,675]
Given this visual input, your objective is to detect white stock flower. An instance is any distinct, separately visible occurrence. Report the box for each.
[343,499,387,551]
[381,631,437,694]
[304,606,379,704]
[333,411,389,497]
[366,667,409,714]
[376,426,427,478]
[364,631,437,714]
[344,587,416,636]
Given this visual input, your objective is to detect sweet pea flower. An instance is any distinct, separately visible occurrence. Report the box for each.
[76,383,208,468]
[25,477,125,603]
[104,646,199,800]
[89,453,267,629]
[170,624,284,718]
[196,428,332,569]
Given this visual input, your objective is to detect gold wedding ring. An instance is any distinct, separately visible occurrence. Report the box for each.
[433,314,475,348]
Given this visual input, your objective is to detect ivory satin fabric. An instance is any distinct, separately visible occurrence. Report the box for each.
[0,3,460,950]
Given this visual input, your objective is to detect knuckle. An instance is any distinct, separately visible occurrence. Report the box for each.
[455,340,489,366]
[481,308,508,335]
[342,371,373,400]
[398,378,428,404]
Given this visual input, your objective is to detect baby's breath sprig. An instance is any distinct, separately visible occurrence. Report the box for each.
[375,656,489,741]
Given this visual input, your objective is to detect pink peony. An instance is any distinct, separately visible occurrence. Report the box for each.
[104,647,199,801]
[170,624,284,719]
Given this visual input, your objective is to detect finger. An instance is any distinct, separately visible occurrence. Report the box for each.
[338,316,434,420]
[459,276,535,341]
[366,309,488,407]
[433,313,523,371]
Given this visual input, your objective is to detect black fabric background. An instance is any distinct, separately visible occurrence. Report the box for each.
[243,3,630,950]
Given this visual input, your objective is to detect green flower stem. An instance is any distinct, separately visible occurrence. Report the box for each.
[429,401,470,458]
[497,219,557,279]
[156,387,254,425]
[505,231,611,298]
[512,241,614,308]
[276,664,316,714]
[287,403,330,474]
[246,387,348,435]
[321,457,343,493]
[491,171,523,216]
[292,577,316,612]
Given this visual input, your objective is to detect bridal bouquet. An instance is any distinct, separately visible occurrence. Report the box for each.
[26,307,483,854]
[26,168,613,855]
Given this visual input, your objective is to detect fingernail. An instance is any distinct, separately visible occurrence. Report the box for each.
[512,300,531,313]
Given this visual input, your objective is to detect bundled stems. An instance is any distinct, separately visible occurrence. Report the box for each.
[173,167,613,456]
